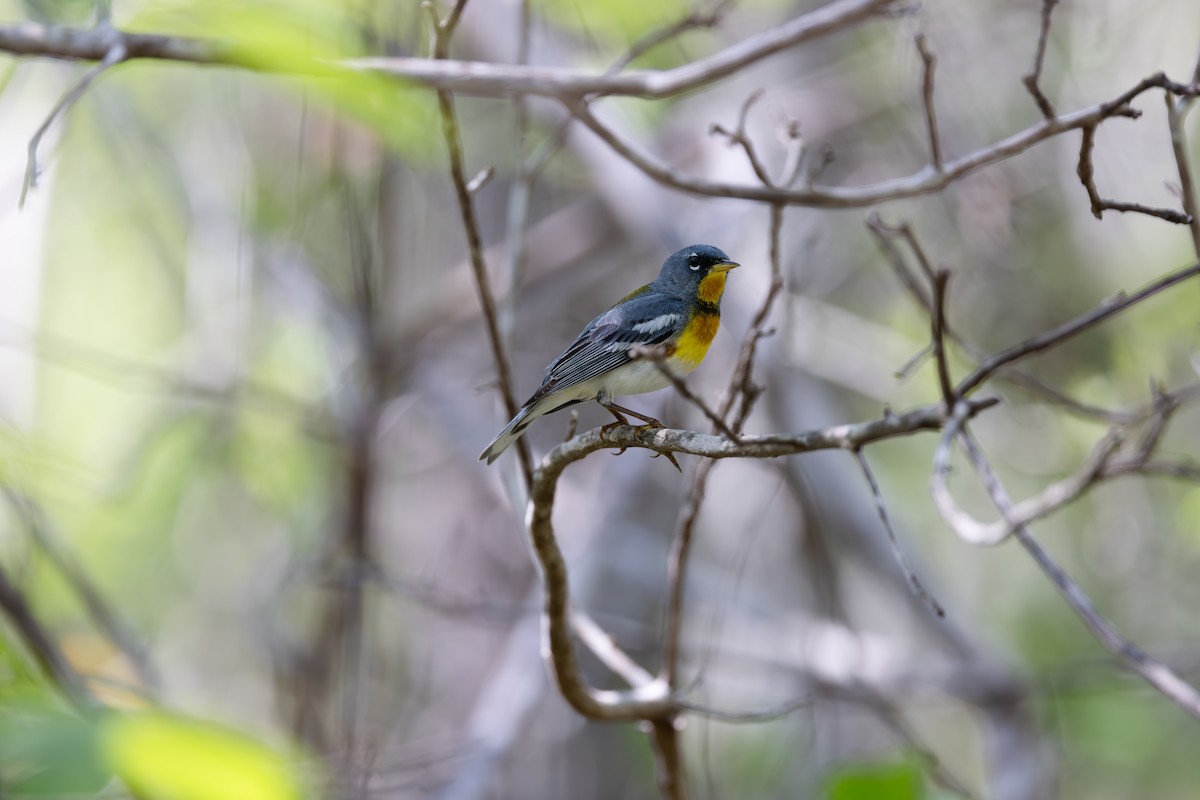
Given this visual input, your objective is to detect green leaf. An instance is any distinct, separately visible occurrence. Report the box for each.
[102,713,303,800]
[0,696,112,796]
[825,760,924,800]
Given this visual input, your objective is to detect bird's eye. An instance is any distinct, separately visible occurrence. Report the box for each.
[688,253,701,270]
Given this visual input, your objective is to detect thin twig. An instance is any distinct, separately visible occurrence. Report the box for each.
[852,449,944,616]
[1022,0,1059,118]
[5,490,160,696]
[932,403,1123,546]
[710,89,774,186]
[630,345,739,441]
[914,34,942,171]
[869,216,1200,425]
[1164,91,1200,255]
[957,260,1200,396]
[571,610,656,688]
[1076,123,1193,224]
[930,269,955,407]
[20,37,126,207]
[431,8,534,488]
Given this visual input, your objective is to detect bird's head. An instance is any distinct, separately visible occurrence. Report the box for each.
[653,244,740,302]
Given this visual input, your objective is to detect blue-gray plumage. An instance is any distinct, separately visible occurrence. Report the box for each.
[480,245,739,464]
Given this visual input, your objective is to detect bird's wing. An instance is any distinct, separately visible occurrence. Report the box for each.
[524,291,686,405]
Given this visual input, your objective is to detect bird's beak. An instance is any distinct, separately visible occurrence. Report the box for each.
[712,261,740,273]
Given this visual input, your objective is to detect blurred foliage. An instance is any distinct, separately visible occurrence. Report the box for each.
[0,692,306,798]
[824,759,923,800]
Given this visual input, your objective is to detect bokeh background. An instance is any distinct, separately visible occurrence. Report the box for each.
[2,0,1200,797]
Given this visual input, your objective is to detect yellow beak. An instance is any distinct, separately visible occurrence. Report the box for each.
[712,261,740,273]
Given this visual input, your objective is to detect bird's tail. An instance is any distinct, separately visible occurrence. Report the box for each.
[479,404,538,464]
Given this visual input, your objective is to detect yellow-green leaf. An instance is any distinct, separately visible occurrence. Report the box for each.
[102,713,302,800]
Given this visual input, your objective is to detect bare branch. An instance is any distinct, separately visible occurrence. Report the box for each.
[0,0,895,98]
[1165,91,1200,255]
[649,720,685,800]
[1022,0,1059,118]
[956,260,1200,396]
[710,89,774,187]
[932,403,1124,546]
[570,610,656,688]
[852,449,944,616]
[914,34,942,171]
[1077,123,1193,224]
[949,425,1200,720]
[568,71,1200,208]
[869,216,1200,425]
[432,17,534,487]
[931,270,955,407]
[5,490,160,697]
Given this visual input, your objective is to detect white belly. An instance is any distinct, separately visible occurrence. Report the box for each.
[544,358,691,410]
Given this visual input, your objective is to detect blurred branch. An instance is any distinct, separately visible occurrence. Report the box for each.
[852,450,943,616]
[1022,0,1058,118]
[0,560,99,712]
[20,32,126,207]
[5,490,160,697]
[431,3,534,487]
[914,34,942,171]
[1165,90,1200,255]
[943,413,1200,721]
[932,405,1124,547]
[709,90,773,187]
[930,269,954,407]
[956,260,1200,396]
[869,216,1200,425]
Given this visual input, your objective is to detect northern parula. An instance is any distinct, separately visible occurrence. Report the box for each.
[480,244,740,464]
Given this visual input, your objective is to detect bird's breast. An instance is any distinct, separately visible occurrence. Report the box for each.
[670,311,720,372]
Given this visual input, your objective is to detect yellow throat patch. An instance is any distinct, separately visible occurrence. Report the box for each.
[697,271,728,305]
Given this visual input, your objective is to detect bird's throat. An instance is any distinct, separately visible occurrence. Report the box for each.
[697,272,728,305]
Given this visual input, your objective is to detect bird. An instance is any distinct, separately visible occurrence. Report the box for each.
[480,244,740,465]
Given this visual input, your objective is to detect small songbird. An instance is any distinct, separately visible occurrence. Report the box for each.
[480,244,740,464]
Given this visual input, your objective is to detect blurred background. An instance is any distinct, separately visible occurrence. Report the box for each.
[2,0,1200,797]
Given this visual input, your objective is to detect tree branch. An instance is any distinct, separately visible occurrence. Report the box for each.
[0,0,895,97]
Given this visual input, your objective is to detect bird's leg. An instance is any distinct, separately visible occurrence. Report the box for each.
[597,390,630,435]
[601,401,665,430]
[597,396,679,471]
